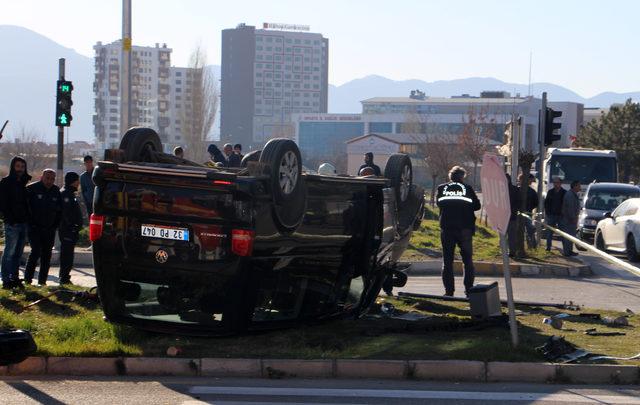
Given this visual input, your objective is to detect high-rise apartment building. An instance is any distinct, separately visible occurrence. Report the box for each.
[93,41,196,153]
[220,23,329,149]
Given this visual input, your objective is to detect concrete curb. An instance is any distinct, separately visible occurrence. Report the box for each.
[403,259,593,278]
[3,357,639,384]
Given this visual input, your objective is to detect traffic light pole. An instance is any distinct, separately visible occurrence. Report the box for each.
[536,92,548,243]
[120,0,132,136]
[57,58,65,186]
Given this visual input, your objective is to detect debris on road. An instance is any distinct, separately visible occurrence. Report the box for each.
[543,317,564,330]
[584,329,626,336]
[603,316,630,327]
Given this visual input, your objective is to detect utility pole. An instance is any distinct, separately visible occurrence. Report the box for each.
[120,0,132,137]
[536,92,548,243]
[57,58,65,185]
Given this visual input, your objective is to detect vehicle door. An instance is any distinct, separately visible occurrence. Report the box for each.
[607,200,632,249]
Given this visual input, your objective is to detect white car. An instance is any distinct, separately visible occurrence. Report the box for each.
[594,197,640,261]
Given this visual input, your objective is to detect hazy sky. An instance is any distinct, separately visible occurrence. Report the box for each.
[3,0,639,97]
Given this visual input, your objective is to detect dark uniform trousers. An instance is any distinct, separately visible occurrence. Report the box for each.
[24,227,57,284]
[441,228,475,295]
[59,232,78,283]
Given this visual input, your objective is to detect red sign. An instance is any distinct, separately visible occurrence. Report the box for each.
[480,153,511,234]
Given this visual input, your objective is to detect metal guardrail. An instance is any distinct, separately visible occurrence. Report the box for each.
[519,212,640,278]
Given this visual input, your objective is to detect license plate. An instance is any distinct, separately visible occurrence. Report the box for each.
[141,225,189,241]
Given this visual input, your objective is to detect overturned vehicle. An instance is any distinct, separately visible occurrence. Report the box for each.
[91,128,424,335]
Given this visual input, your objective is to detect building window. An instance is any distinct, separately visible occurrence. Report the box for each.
[109,100,118,105]
[266,37,273,43]
[256,36,263,42]
[256,45,263,51]
[176,79,182,84]
[176,71,182,76]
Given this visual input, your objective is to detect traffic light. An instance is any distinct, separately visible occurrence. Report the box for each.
[544,107,562,146]
[55,80,73,127]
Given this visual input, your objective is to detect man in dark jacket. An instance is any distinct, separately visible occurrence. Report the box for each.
[519,173,540,249]
[436,165,481,296]
[544,176,566,251]
[24,169,61,285]
[58,172,83,285]
[0,156,31,289]
[358,152,382,176]
[79,155,95,216]
[561,180,582,257]
[506,173,520,256]
[224,143,241,168]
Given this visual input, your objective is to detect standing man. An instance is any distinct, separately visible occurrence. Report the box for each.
[79,155,95,216]
[58,172,83,285]
[0,157,31,289]
[224,143,241,168]
[359,152,382,176]
[544,177,566,251]
[436,166,481,297]
[519,173,540,249]
[561,180,581,257]
[24,169,61,286]
[234,144,244,161]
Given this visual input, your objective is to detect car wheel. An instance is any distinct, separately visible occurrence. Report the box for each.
[384,154,412,206]
[595,232,606,251]
[240,150,261,167]
[119,127,162,163]
[259,139,306,232]
[626,235,639,262]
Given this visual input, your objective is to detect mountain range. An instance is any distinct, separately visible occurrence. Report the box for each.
[1,25,639,143]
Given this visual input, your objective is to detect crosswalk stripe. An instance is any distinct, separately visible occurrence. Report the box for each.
[187,386,640,404]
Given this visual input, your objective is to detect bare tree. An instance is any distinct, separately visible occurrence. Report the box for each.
[181,44,219,163]
[1,127,55,174]
[458,106,495,189]
[403,109,461,204]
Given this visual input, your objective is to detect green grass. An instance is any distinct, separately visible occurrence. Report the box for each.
[403,205,566,263]
[1,286,638,364]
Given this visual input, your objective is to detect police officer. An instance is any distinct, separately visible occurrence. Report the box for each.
[58,172,83,285]
[24,169,61,285]
[436,166,481,297]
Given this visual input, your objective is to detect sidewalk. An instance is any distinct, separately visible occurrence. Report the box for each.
[0,246,93,268]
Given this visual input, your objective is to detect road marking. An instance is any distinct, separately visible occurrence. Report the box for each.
[188,386,640,403]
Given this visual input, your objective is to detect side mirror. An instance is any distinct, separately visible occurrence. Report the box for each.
[603,212,612,219]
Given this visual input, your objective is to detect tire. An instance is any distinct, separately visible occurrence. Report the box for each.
[259,139,305,232]
[119,127,162,162]
[260,139,303,203]
[627,235,639,262]
[595,232,605,251]
[240,150,261,167]
[384,154,412,206]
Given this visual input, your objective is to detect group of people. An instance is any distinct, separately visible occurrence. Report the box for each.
[506,173,582,257]
[172,143,244,168]
[205,143,243,168]
[0,155,95,289]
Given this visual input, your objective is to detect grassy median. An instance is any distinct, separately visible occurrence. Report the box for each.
[1,286,638,364]
[402,205,573,265]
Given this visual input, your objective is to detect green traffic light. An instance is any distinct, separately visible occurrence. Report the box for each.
[58,113,68,125]
[61,84,70,93]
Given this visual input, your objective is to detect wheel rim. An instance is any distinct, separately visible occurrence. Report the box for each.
[399,165,411,201]
[278,151,299,195]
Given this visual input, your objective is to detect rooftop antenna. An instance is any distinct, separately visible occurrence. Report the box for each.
[527,51,533,97]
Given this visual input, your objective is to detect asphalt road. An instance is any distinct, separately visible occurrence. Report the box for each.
[1,377,639,404]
